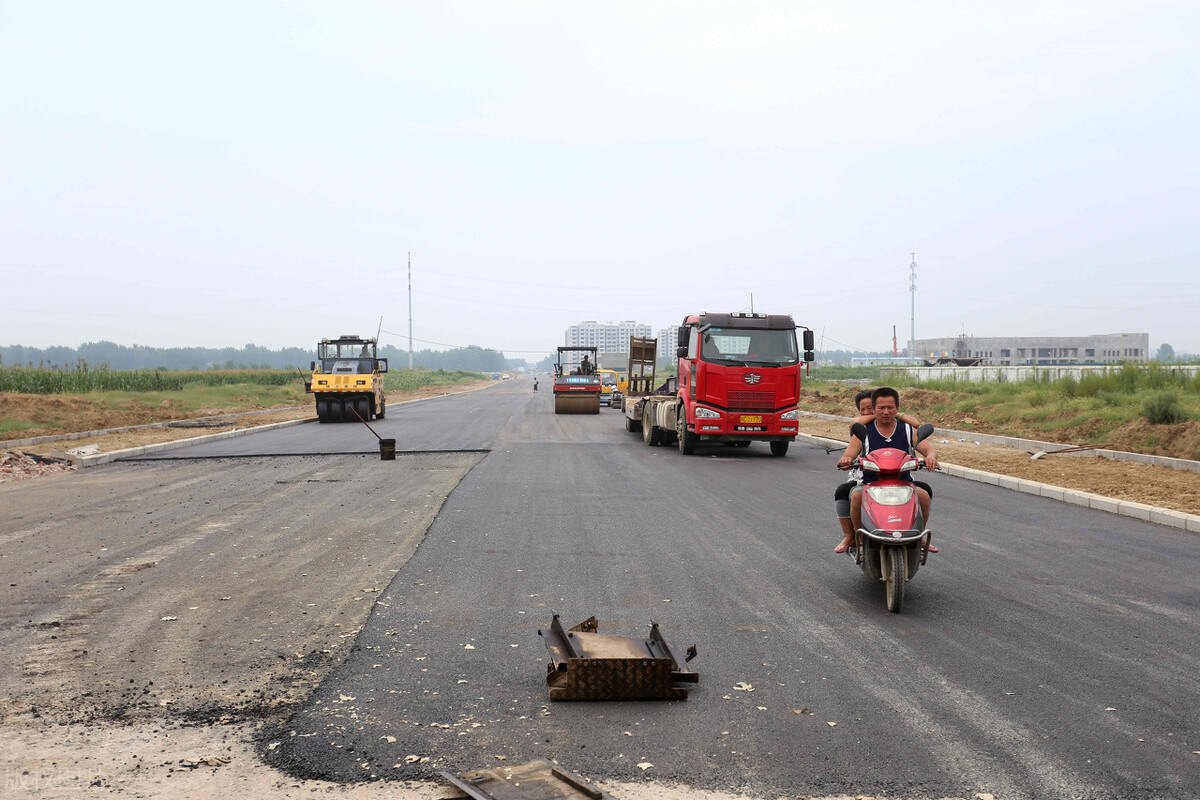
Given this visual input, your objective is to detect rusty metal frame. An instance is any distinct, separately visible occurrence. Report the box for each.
[538,615,697,701]
[440,759,607,800]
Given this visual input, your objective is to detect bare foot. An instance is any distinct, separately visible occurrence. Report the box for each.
[834,538,853,554]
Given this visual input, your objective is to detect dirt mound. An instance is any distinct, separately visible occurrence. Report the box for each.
[1105,418,1200,461]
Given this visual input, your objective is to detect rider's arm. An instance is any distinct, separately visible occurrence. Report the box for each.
[915,439,939,471]
[898,412,922,427]
[851,413,875,425]
[838,430,864,469]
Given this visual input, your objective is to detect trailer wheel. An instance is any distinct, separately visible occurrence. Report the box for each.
[316,398,329,423]
[625,414,641,433]
[642,408,661,446]
[769,441,789,457]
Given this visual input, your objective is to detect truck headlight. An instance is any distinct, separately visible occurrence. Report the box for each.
[780,408,799,420]
[866,485,914,505]
[694,406,720,419]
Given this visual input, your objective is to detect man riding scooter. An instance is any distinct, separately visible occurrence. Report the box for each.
[838,387,939,545]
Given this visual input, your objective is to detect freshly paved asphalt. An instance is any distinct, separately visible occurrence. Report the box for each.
[137,381,1200,797]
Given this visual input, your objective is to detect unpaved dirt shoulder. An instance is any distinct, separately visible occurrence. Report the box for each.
[0,720,942,800]
[797,418,1200,516]
[7,381,496,464]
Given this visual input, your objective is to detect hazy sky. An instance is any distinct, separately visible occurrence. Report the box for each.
[3,1,1197,357]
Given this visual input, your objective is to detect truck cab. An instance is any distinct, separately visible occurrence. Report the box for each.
[675,312,814,454]
[624,313,814,456]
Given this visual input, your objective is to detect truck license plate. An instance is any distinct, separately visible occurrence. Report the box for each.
[738,415,763,424]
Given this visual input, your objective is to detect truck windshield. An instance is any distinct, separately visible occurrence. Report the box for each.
[700,327,798,366]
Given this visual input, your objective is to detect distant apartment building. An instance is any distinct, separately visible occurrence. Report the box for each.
[563,320,651,369]
[912,333,1149,365]
[655,326,680,361]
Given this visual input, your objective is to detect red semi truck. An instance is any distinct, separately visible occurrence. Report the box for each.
[622,312,815,456]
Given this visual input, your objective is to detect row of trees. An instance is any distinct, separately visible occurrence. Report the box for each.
[0,341,521,372]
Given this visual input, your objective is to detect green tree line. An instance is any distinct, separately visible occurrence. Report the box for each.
[0,341,518,372]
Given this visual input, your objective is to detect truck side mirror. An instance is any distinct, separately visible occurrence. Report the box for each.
[677,326,688,346]
[377,358,388,374]
[802,329,815,350]
[310,361,315,371]
[850,422,868,441]
[676,345,687,358]
[804,350,815,363]
[915,422,935,443]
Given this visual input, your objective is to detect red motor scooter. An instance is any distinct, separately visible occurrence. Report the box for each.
[844,422,936,612]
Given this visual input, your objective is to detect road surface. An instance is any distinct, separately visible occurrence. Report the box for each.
[2,379,1196,799]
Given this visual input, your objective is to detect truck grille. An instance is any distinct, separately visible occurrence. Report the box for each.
[727,390,774,408]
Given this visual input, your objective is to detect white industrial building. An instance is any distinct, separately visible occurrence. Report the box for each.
[912,333,1149,365]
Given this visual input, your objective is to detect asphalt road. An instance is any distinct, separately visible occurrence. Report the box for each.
[6,379,1199,798]
[253,381,1195,799]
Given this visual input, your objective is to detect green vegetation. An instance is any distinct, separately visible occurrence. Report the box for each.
[0,365,296,394]
[1142,391,1186,425]
[384,369,486,392]
[0,418,38,434]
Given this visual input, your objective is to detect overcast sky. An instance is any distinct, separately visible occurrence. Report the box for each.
[2,1,1197,358]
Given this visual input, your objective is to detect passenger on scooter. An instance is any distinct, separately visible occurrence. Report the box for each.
[837,387,939,549]
[834,390,931,553]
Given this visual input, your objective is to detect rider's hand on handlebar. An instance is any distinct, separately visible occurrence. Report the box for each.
[923,454,939,471]
[837,453,856,470]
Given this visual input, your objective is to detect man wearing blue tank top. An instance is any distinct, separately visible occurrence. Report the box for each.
[837,387,939,547]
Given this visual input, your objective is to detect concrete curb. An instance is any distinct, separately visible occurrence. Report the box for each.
[794,432,1200,534]
[1,405,310,448]
[66,418,316,466]
[796,410,1200,474]
[65,381,503,468]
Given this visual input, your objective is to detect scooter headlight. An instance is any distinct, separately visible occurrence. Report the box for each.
[866,485,914,506]
[900,458,919,471]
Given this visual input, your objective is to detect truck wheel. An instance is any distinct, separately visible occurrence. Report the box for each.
[328,399,344,422]
[677,417,697,455]
[642,408,661,446]
[625,415,641,433]
[355,397,370,421]
[316,398,328,423]
[769,441,789,457]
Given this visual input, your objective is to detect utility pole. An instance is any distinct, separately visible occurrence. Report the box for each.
[407,252,414,370]
[909,252,917,359]
[750,292,754,314]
